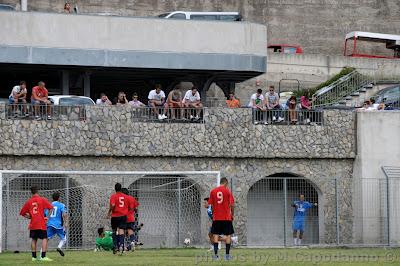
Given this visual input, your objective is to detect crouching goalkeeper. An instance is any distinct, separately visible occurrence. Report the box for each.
[95,227,114,251]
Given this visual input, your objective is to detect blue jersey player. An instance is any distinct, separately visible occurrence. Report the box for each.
[45,192,68,256]
[204,197,214,250]
[292,194,317,246]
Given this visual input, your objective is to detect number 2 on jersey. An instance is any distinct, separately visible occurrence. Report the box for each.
[32,202,38,214]
[217,191,223,204]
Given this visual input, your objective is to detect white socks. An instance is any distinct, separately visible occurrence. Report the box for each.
[294,238,298,245]
[298,239,302,245]
[293,238,302,245]
[58,239,66,249]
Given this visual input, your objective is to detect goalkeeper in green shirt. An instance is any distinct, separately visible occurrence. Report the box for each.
[96,227,114,251]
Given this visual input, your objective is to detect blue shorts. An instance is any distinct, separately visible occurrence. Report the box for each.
[47,227,66,240]
[292,221,305,232]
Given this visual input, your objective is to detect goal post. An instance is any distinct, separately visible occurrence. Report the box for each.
[0,170,220,253]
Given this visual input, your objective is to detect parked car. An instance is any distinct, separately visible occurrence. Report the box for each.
[158,11,242,21]
[372,85,400,109]
[48,95,95,106]
[0,4,15,11]
[268,44,303,54]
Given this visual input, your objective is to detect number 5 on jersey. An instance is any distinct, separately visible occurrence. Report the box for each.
[119,197,124,207]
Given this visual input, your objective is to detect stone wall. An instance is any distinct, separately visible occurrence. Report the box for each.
[1,0,399,55]
[0,155,354,244]
[0,106,356,159]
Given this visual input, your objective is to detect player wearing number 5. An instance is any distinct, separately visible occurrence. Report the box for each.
[45,192,68,257]
[208,177,235,261]
[19,186,54,262]
[107,183,129,255]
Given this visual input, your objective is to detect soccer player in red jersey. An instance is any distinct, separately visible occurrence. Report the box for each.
[122,188,140,251]
[208,177,235,261]
[107,183,129,254]
[19,186,54,262]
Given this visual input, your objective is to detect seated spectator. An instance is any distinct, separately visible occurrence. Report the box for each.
[95,228,113,251]
[129,93,145,107]
[265,86,284,123]
[167,86,183,119]
[64,2,72,13]
[9,81,28,116]
[226,92,241,108]
[182,86,203,120]
[248,88,266,124]
[31,81,52,120]
[378,102,385,110]
[116,91,129,106]
[148,84,168,120]
[96,93,112,105]
[288,96,297,124]
[300,96,312,124]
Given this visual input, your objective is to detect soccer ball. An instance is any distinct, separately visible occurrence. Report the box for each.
[184,238,191,246]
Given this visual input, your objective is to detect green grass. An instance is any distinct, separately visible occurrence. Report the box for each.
[0,248,400,266]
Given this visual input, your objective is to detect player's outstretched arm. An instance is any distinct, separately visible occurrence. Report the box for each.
[63,212,69,229]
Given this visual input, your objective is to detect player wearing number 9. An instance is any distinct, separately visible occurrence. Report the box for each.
[207,177,235,261]
[19,186,54,262]
[107,183,129,254]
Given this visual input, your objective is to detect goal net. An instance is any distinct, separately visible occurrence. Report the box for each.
[0,171,220,252]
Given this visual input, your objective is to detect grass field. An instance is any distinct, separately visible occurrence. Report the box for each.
[0,248,400,266]
[1,248,400,266]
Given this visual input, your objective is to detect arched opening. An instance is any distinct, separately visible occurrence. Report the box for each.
[128,175,201,247]
[247,174,319,246]
[3,175,82,251]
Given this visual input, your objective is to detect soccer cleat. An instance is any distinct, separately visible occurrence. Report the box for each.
[57,248,65,257]
[161,114,168,119]
[212,255,219,261]
[39,257,53,262]
[31,257,39,262]
[224,254,232,261]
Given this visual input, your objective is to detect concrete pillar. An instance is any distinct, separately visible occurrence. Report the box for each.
[20,0,27,11]
[83,72,91,97]
[62,70,70,95]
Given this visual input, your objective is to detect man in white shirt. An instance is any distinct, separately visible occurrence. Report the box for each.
[182,86,203,120]
[96,93,112,105]
[248,89,267,125]
[9,81,28,116]
[148,84,168,120]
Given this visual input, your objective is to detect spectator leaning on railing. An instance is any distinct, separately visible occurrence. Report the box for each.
[248,88,266,125]
[128,93,145,107]
[265,86,284,123]
[287,96,297,124]
[148,84,168,120]
[116,91,129,106]
[9,81,28,117]
[31,81,52,120]
[300,96,312,124]
[167,86,183,119]
[226,92,241,108]
[96,93,112,105]
[182,86,203,120]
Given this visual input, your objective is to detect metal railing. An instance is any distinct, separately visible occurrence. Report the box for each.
[312,70,374,108]
[130,107,205,123]
[5,103,87,121]
[252,109,324,125]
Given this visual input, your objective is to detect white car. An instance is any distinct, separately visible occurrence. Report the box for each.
[48,95,95,106]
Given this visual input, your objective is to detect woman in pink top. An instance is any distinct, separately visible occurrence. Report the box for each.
[300,96,312,124]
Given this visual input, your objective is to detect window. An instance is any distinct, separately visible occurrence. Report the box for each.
[219,15,240,21]
[283,47,297,54]
[190,15,218,20]
[170,13,186,19]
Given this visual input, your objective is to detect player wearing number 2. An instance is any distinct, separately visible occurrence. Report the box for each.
[19,186,54,262]
[208,177,235,261]
[107,183,129,255]
[46,192,68,256]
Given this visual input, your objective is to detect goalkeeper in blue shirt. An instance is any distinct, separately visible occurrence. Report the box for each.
[45,192,68,256]
[292,194,317,246]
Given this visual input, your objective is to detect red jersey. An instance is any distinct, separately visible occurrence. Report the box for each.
[126,195,140,223]
[31,86,48,100]
[109,192,129,217]
[208,185,234,221]
[20,194,53,230]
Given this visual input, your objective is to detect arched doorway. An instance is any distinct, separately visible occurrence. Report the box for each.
[247,173,319,246]
[128,175,201,248]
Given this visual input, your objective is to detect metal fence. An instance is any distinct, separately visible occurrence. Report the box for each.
[5,103,87,121]
[129,107,205,123]
[252,109,324,125]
